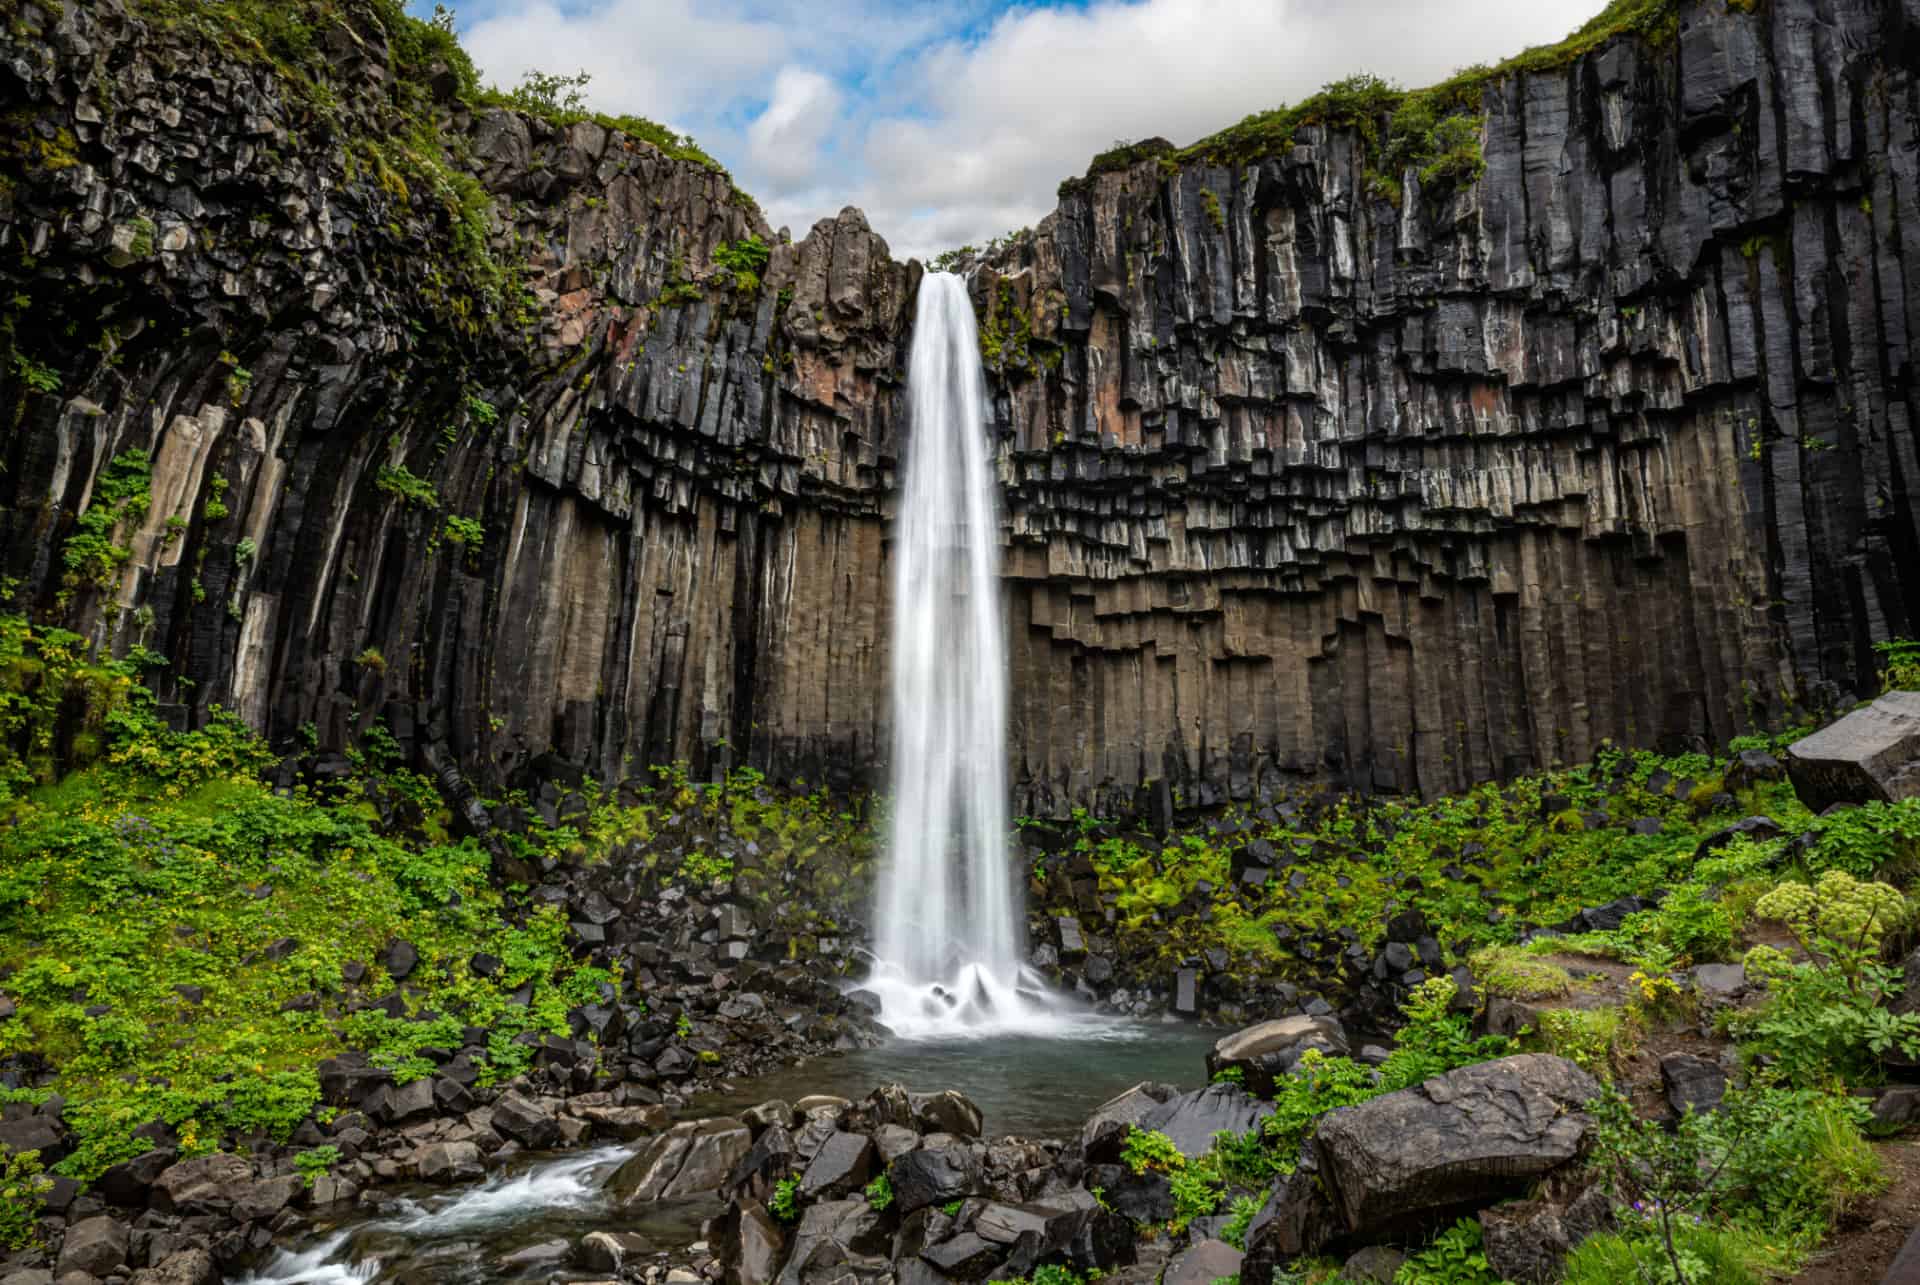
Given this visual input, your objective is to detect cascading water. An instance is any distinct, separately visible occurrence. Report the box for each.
[863,273,1058,1038]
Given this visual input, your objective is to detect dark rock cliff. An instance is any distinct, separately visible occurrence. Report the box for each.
[1,0,1915,815]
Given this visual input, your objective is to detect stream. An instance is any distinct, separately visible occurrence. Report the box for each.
[234,1023,1219,1283]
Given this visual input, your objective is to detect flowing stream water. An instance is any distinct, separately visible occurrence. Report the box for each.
[862,272,1061,1036]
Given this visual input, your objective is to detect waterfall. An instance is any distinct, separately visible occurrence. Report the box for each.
[865,273,1054,1037]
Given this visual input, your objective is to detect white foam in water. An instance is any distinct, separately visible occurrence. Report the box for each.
[383,1143,628,1235]
[867,273,1066,1039]
[230,1146,631,1283]
[229,1233,379,1285]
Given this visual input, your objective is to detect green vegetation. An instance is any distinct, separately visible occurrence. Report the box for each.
[376,463,440,508]
[864,1173,893,1210]
[292,1144,341,1187]
[1877,637,1920,691]
[0,1149,51,1251]
[769,1175,800,1222]
[1395,1218,1500,1284]
[59,449,151,594]
[482,68,727,175]
[0,613,620,1183]
[714,236,772,294]
[1064,0,1683,201]
[1121,1126,1184,1175]
[8,352,60,395]
[443,513,485,555]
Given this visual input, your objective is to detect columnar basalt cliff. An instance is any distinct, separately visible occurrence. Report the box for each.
[1,0,1915,816]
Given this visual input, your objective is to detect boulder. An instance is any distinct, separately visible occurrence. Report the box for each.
[919,1231,1004,1279]
[889,1143,986,1214]
[150,1153,252,1214]
[1160,1239,1242,1285]
[799,1130,875,1201]
[712,1198,787,1285]
[416,1140,486,1183]
[1242,1054,1600,1269]
[1205,1016,1349,1095]
[576,1230,651,1272]
[127,1249,218,1285]
[491,1091,561,1149]
[1786,692,1920,812]
[609,1117,753,1204]
[911,1090,983,1139]
[1478,1187,1611,1284]
[1341,1246,1406,1284]
[56,1216,127,1277]
[1077,1082,1179,1165]
[1659,1053,1726,1117]
[775,1197,892,1285]
[1136,1083,1274,1160]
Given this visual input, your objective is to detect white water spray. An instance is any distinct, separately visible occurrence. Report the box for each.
[865,273,1059,1038]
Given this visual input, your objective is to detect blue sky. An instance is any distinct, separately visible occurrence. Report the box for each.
[437,0,1606,260]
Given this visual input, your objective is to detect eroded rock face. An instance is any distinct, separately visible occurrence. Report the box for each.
[2,0,1915,812]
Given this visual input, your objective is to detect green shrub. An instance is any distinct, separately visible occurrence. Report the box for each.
[375,464,439,509]
[1875,638,1920,692]
[292,1144,340,1187]
[1394,1217,1499,1284]
[1121,1126,1184,1175]
[1470,945,1574,999]
[1529,1006,1631,1077]
[1738,871,1920,1084]
[0,1149,51,1250]
[1803,798,1920,878]
[864,1174,892,1210]
[769,1175,800,1222]
[61,449,152,590]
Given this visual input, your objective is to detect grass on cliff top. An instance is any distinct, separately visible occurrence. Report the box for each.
[0,613,616,1184]
[1066,0,1681,192]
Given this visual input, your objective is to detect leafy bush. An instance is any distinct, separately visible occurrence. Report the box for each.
[769,1175,800,1222]
[713,236,772,293]
[1738,871,1919,1084]
[1802,798,1920,878]
[293,1144,340,1187]
[0,1149,51,1250]
[1875,638,1920,692]
[61,449,152,591]
[1121,1126,1184,1175]
[375,464,439,509]
[864,1174,893,1210]
[1394,1217,1500,1284]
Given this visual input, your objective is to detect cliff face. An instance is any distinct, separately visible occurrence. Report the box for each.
[1,0,1915,815]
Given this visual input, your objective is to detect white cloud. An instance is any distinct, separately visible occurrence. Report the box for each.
[458,0,1611,260]
[748,68,844,193]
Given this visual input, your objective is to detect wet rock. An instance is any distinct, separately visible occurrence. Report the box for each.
[713,1198,787,1285]
[1205,1016,1349,1095]
[1787,692,1920,812]
[1694,816,1784,858]
[775,1198,891,1285]
[1077,1082,1179,1165]
[610,1118,754,1203]
[415,1140,486,1183]
[910,1091,983,1140]
[576,1230,650,1272]
[799,1130,875,1200]
[889,1144,987,1214]
[1136,1083,1274,1159]
[490,1091,560,1149]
